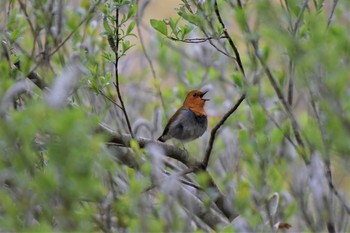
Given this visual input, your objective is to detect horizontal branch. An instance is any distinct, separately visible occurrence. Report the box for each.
[98,123,239,220]
[98,123,200,167]
[168,35,228,43]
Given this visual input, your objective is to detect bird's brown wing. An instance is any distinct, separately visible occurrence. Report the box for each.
[157,107,184,142]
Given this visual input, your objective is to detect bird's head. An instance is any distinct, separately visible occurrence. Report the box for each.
[183,90,209,115]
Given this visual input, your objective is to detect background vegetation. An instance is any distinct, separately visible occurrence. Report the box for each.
[0,0,349,232]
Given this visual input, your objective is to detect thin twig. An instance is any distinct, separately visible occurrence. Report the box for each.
[214,0,245,76]
[260,99,298,149]
[113,8,134,138]
[309,88,350,216]
[48,0,102,57]
[327,0,339,27]
[144,167,198,193]
[98,89,123,110]
[136,1,168,117]
[236,0,309,164]
[287,0,309,106]
[17,0,36,40]
[1,41,48,89]
[202,94,245,168]
[256,50,309,164]
[292,0,309,36]
[167,35,228,43]
[199,0,247,169]
[287,60,294,106]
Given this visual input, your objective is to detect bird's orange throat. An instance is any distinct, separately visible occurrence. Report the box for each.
[189,107,207,116]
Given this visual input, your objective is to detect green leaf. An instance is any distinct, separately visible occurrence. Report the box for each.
[235,7,247,30]
[232,72,243,88]
[180,25,193,39]
[178,11,201,26]
[127,5,138,20]
[150,19,168,36]
[103,17,113,35]
[126,21,136,34]
[121,40,134,54]
[252,106,267,131]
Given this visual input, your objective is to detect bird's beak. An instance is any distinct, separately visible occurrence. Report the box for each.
[200,90,209,101]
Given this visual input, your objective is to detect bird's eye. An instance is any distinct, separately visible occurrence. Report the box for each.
[193,93,197,97]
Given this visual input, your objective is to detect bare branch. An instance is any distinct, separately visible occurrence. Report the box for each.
[100,123,239,220]
[167,35,228,43]
[197,0,247,169]
[327,0,339,27]
[98,123,199,167]
[309,89,350,216]
[48,0,102,57]
[1,41,48,89]
[112,8,134,138]
[288,0,309,106]
[201,93,245,168]
[136,1,168,117]
[98,89,123,110]
[214,0,246,76]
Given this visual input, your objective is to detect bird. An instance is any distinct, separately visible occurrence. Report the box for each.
[158,90,209,143]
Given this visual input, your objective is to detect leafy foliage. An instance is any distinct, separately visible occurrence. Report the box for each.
[0,0,350,232]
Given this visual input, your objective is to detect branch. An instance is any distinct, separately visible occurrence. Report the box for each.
[201,93,245,168]
[156,172,229,230]
[309,89,350,216]
[1,41,48,89]
[234,1,309,164]
[98,123,199,167]
[254,46,309,164]
[167,35,228,43]
[48,0,102,57]
[112,8,134,138]
[136,2,168,118]
[287,0,309,106]
[98,89,123,110]
[214,0,246,76]
[99,123,239,220]
[199,0,247,169]
[327,0,339,27]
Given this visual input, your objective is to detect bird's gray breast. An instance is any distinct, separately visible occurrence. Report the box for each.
[169,108,208,141]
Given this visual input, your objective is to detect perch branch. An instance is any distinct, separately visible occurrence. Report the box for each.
[98,123,198,167]
[99,123,238,219]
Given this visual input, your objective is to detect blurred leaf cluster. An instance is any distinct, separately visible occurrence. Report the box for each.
[0,0,350,232]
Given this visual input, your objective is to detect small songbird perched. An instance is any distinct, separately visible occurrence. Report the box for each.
[158,90,209,143]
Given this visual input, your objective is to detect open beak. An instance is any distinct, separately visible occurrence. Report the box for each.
[200,90,210,101]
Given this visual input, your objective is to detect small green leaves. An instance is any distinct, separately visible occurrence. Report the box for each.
[177,10,201,27]
[126,21,136,34]
[232,72,244,88]
[127,4,138,19]
[179,24,193,39]
[150,19,168,36]
[121,40,134,55]
[103,16,113,35]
